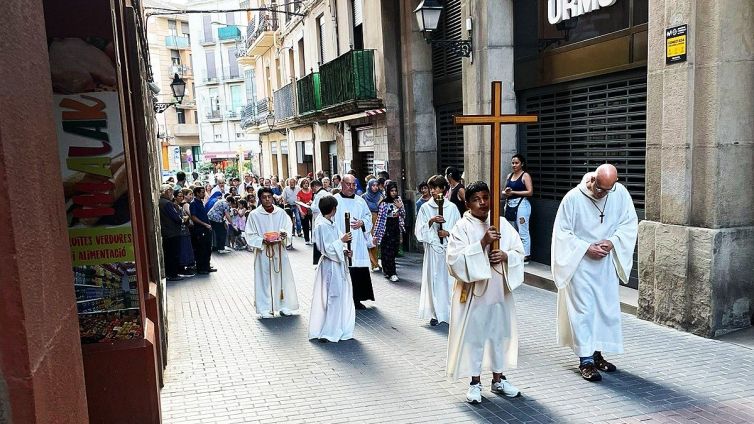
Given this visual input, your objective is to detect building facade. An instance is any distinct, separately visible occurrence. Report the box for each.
[188,0,260,174]
[239,0,400,184]
[146,0,201,174]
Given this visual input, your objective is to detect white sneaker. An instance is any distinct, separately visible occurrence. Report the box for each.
[371,266,381,272]
[491,379,520,397]
[389,275,399,282]
[259,312,274,319]
[466,383,482,404]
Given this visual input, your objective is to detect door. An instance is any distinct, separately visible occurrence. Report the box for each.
[519,70,647,289]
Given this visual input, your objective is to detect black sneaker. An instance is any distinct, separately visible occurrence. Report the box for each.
[355,302,367,310]
[430,318,439,326]
[593,352,617,372]
[166,276,184,281]
[208,267,218,272]
[579,363,602,382]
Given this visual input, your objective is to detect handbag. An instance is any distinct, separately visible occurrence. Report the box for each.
[504,198,523,222]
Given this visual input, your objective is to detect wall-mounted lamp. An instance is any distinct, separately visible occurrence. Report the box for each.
[414,0,472,58]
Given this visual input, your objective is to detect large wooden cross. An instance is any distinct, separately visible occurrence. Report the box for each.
[454,81,538,250]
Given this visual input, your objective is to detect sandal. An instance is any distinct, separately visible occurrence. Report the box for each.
[579,363,602,382]
[593,352,617,372]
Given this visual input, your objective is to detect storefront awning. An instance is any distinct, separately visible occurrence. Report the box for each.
[327,108,386,124]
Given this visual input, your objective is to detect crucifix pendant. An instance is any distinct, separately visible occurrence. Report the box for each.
[600,213,604,224]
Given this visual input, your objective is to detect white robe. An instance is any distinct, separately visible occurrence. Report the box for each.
[244,206,300,316]
[415,199,461,323]
[551,181,638,357]
[311,189,332,227]
[308,217,356,342]
[332,194,373,268]
[445,213,525,380]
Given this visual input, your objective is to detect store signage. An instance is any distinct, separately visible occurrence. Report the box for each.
[666,24,688,64]
[548,0,617,24]
[357,128,375,152]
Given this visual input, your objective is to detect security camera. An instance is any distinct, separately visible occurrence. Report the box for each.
[148,81,161,95]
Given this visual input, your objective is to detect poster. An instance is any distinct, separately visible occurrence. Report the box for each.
[51,37,141,343]
[666,24,688,64]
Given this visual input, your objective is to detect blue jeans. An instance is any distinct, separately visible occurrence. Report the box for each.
[507,198,531,256]
[285,205,302,233]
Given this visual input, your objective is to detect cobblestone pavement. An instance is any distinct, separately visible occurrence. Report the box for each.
[161,241,754,423]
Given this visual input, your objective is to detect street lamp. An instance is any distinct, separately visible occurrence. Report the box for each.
[265,111,275,129]
[154,73,187,113]
[414,0,472,58]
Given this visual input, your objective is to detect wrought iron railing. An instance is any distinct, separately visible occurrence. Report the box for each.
[319,50,377,108]
[246,10,278,50]
[297,72,321,115]
[206,110,223,120]
[240,98,270,129]
[273,81,296,121]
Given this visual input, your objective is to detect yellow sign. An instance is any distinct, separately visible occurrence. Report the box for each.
[666,24,688,64]
[667,36,686,56]
[69,226,136,266]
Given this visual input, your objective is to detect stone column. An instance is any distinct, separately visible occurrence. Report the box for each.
[0,0,89,422]
[400,0,438,192]
[639,0,754,337]
[461,0,516,183]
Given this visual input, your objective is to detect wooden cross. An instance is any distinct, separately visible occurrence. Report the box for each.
[453,81,538,250]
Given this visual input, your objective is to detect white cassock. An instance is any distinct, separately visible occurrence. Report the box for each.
[551,180,638,357]
[332,194,372,268]
[445,213,525,380]
[311,189,332,227]
[415,198,461,323]
[308,217,356,342]
[245,206,300,316]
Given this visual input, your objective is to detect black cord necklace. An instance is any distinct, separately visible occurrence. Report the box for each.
[579,189,608,224]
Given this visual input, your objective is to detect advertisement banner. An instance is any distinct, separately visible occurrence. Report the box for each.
[51,38,141,343]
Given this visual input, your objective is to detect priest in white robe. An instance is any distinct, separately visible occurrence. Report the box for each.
[333,175,375,309]
[445,181,525,404]
[415,175,461,326]
[551,164,638,382]
[309,196,356,342]
[245,187,300,318]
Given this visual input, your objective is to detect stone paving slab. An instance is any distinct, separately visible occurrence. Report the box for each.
[161,240,754,423]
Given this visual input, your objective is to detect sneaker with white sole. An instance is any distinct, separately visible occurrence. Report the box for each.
[371,266,381,272]
[491,379,520,397]
[466,383,482,404]
[389,275,399,282]
[259,312,274,319]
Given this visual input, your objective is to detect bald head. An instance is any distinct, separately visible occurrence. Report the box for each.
[588,164,618,198]
[341,174,357,196]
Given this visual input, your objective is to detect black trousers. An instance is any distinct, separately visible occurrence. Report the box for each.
[162,236,181,278]
[379,217,401,277]
[210,220,227,251]
[349,267,375,303]
[191,227,213,272]
[301,212,312,242]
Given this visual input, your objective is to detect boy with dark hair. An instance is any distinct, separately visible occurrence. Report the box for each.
[309,195,356,342]
[445,181,526,403]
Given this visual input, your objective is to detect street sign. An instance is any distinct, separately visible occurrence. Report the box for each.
[666,24,688,65]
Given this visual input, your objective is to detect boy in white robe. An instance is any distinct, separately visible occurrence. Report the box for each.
[415,174,461,326]
[551,164,638,381]
[446,181,526,404]
[310,179,331,265]
[308,196,356,342]
[245,187,300,318]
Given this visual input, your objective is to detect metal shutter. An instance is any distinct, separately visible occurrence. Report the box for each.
[360,151,374,179]
[519,70,646,288]
[436,102,465,173]
[432,0,462,82]
[352,0,363,26]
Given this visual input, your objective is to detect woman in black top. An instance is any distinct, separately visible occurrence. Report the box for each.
[444,167,467,215]
[503,154,534,261]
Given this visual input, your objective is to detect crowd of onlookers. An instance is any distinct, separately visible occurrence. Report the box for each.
[159,156,534,282]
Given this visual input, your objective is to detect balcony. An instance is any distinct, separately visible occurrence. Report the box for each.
[273,81,296,122]
[206,110,223,122]
[172,64,192,78]
[319,50,378,111]
[173,123,199,137]
[240,98,269,130]
[296,72,321,116]
[165,35,190,49]
[225,109,243,120]
[202,75,219,85]
[218,25,242,42]
[246,10,278,56]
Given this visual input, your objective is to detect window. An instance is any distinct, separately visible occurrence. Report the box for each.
[228,48,240,78]
[245,69,256,103]
[297,39,306,76]
[316,15,325,65]
[181,21,190,35]
[230,85,243,113]
[351,0,364,49]
[226,12,236,25]
[170,50,181,66]
[176,109,186,124]
[208,88,219,111]
[205,51,216,79]
[213,124,222,140]
[168,19,177,35]
[202,14,214,43]
[194,111,198,123]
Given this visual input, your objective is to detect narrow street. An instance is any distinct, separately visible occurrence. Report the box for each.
[161,242,754,423]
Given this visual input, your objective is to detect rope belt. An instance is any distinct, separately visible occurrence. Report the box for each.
[264,235,287,304]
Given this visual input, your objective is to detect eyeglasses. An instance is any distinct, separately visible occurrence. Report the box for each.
[594,183,616,193]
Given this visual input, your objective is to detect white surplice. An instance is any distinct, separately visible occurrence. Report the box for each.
[551,181,638,357]
[308,217,356,342]
[332,194,372,268]
[310,188,331,227]
[245,205,300,316]
[415,198,461,323]
[445,213,525,380]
